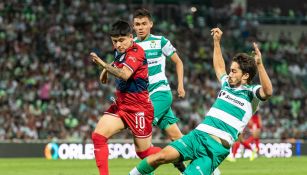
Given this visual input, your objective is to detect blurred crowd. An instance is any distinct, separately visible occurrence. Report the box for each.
[0,0,306,143]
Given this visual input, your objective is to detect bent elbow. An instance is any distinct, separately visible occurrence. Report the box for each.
[264,89,273,99]
[121,73,131,81]
[121,76,129,81]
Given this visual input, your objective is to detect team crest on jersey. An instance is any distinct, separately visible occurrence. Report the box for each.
[127,56,136,62]
[150,40,156,48]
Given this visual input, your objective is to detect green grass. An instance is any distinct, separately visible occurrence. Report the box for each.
[0,157,307,175]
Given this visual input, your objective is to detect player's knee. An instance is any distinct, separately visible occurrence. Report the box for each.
[136,146,161,159]
[168,133,183,141]
[166,128,183,141]
[92,132,108,145]
[154,152,169,164]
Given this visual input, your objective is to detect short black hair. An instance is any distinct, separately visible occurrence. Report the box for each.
[133,8,152,20]
[109,20,132,37]
[232,53,257,84]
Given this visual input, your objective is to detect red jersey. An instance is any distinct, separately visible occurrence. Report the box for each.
[248,113,261,130]
[112,42,152,109]
[105,42,153,138]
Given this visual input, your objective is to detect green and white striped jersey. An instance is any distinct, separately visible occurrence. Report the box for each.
[196,74,262,145]
[134,34,176,96]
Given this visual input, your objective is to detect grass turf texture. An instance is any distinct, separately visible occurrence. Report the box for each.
[0,157,307,175]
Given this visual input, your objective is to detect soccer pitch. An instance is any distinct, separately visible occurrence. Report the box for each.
[0,157,307,175]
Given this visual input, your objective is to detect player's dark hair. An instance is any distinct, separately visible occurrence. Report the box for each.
[109,20,132,37]
[133,8,152,20]
[232,53,257,84]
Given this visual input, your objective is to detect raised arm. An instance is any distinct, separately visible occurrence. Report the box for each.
[253,42,273,100]
[90,52,132,81]
[211,28,226,82]
[170,53,185,98]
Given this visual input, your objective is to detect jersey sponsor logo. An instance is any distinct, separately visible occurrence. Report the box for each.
[147,52,159,57]
[219,90,245,106]
[147,60,158,65]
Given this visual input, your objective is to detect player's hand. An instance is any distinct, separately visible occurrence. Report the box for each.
[90,52,106,68]
[211,28,223,41]
[253,42,263,65]
[100,69,108,84]
[177,86,185,98]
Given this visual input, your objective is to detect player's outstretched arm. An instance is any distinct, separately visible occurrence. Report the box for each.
[170,53,185,98]
[211,28,226,82]
[90,52,133,81]
[253,42,273,100]
[99,69,108,84]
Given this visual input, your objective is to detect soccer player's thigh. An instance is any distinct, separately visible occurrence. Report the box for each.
[148,145,182,165]
[94,106,125,137]
[252,128,261,138]
[133,136,153,152]
[120,109,153,151]
[169,130,201,161]
[150,91,172,126]
[183,157,212,175]
[159,108,179,131]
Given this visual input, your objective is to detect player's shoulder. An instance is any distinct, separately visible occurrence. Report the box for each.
[150,34,168,41]
[242,84,260,92]
[126,43,145,59]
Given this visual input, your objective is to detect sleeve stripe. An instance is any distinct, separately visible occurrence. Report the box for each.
[220,74,227,80]
[123,63,134,72]
[256,88,266,101]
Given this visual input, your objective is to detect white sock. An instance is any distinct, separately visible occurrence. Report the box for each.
[129,167,142,175]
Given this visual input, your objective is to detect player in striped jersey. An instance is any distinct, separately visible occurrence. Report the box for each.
[128,28,273,175]
[132,8,186,172]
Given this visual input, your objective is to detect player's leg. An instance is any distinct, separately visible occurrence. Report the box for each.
[248,128,261,161]
[150,91,186,172]
[129,145,181,175]
[164,123,187,172]
[92,113,125,175]
[133,136,162,159]
[183,131,229,175]
[151,91,182,141]
[184,157,222,175]
[184,156,212,175]
[130,130,201,175]
[121,105,161,160]
[233,141,241,156]
[164,118,183,141]
[252,128,261,152]
[150,91,174,129]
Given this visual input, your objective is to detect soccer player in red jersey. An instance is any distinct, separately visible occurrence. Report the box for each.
[229,112,262,161]
[247,112,262,152]
[90,20,161,175]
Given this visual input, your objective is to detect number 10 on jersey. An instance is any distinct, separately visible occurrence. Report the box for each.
[135,112,145,129]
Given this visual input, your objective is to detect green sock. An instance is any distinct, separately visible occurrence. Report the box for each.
[136,158,155,174]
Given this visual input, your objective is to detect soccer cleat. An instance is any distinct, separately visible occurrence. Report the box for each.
[225,155,236,162]
[250,148,258,161]
[173,161,186,172]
